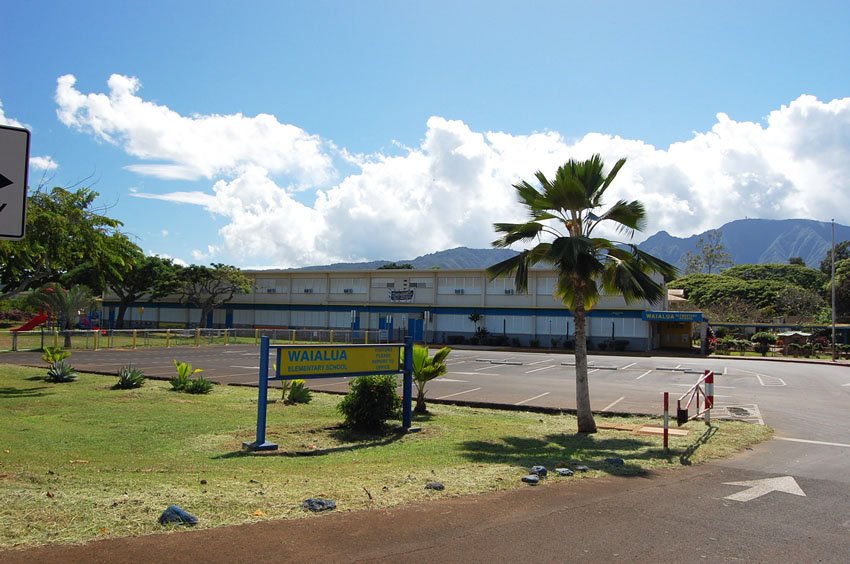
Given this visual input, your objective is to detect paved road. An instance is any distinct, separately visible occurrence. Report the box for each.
[3,345,850,561]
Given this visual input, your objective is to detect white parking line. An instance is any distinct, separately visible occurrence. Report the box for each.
[621,362,636,370]
[601,396,625,411]
[636,370,652,380]
[435,387,482,400]
[232,365,259,370]
[476,364,506,371]
[776,437,850,448]
[452,371,499,376]
[515,392,550,406]
[588,369,599,374]
[524,365,557,374]
[527,359,555,366]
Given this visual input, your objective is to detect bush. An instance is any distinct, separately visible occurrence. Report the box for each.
[510,337,521,348]
[114,365,145,389]
[446,335,465,345]
[337,374,401,433]
[183,376,214,394]
[751,332,778,356]
[614,339,630,351]
[285,380,312,404]
[42,347,70,364]
[45,360,77,383]
[171,359,202,391]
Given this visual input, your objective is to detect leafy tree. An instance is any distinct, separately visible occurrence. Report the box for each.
[774,286,824,320]
[0,187,125,300]
[411,345,451,414]
[34,284,94,347]
[789,256,805,266]
[488,154,676,433]
[723,263,826,290]
[378,262,413,269]
[61,232,142,296]
[177,264,252,328]
[820,240,850,275]
[682,229,733,274]
[109,254,182,328]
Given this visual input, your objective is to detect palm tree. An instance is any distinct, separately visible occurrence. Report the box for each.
[488,155,677,433]
[411,344,452,414]
[35,284,94,348]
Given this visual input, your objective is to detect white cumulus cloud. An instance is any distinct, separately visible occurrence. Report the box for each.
[29,156,59,171]
[55,77,850,267]
[55,74,335,186]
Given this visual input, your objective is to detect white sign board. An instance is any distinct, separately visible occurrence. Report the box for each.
[0,125,30,240]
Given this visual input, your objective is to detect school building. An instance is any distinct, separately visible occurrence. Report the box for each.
[101,268,705,352]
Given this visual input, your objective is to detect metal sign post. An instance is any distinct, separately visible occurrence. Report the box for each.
[0,125,30,240]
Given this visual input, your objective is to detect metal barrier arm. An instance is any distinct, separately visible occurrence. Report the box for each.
[676,370,714,425]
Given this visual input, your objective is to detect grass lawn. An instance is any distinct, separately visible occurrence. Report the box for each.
[0,364,772,549]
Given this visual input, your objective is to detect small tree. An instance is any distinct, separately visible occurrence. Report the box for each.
[34,284,94,347]
[683,230,733,274]
[411,345,451,414]
[178,263,252,328]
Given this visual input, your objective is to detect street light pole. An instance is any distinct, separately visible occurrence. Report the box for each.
[832,219,837,361]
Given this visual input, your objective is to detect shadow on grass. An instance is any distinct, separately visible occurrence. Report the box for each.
[459,433,690,476]
[213,425,407,459]
[677,426,718,466]
[0,385,52,398]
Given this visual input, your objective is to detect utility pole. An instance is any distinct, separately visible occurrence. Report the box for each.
[832,219,837,362]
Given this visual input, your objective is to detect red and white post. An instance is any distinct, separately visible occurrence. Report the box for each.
[663,391,669,450]
[704,370,714,426]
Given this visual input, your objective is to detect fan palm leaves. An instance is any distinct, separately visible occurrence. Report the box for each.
[488,155,677,433]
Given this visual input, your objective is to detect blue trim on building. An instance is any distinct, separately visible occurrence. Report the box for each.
[102,300,647,319]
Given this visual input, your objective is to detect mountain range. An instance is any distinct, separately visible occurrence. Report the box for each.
[638,218,850,270]
[292,219,850,272]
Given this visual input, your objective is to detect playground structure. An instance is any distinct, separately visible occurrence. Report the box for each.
[9,310,49,332]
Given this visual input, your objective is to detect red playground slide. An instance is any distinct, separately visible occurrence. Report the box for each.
[10,313,49,332]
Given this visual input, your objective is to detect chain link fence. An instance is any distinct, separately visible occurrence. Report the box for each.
[0,327,391,352]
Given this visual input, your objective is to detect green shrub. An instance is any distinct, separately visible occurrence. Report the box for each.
[114,365,145,389]
[183,376,214,394]
[751,332,778,356]
[42,347,70,364]
[286,380,312,404]
[45,360,77,383]
[337,374,401,433]
[171,359,202,391]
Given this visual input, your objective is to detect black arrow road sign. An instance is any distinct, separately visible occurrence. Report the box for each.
[0,174,12,190]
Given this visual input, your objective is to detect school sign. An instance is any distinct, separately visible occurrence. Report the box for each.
[277,345,401,378]
[245,337,413,451]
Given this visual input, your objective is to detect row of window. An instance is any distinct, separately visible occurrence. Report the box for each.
[253,276,566,295]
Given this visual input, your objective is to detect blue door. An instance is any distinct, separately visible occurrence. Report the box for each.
[408,318,424,342]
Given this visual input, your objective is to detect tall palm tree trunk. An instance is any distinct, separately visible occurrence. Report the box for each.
[573,297,597,433]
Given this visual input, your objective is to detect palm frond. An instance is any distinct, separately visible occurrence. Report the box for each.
[492,222,545,248]
[594,200,647,236]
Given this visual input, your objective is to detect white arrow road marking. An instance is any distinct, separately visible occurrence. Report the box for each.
[723,476,806,502]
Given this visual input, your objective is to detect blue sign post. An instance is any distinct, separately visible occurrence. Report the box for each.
[243,336,414,451]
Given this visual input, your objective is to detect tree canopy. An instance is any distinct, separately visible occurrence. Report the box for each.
[178,264,252,327]
[0,187,126,299]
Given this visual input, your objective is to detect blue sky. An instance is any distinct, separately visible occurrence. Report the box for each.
[2,1,849,268]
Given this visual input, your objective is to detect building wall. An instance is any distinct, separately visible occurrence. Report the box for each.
[101,268,666,351]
